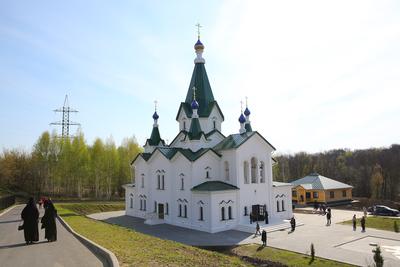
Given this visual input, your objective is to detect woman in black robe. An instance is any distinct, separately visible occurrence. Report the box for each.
[21,197,39,244]
[41,200,57,242]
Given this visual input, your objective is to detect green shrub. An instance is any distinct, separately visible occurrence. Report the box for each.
[394,221,399,233]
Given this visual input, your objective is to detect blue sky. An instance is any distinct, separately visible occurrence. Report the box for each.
[1,1,399,153]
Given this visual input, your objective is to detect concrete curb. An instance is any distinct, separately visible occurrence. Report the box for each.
[0,204,22,217]
[57,215,120,267]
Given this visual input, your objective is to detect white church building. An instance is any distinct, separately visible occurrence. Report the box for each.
[124,36,292,233]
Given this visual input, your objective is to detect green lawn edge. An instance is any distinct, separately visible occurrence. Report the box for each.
[341,216,400,232]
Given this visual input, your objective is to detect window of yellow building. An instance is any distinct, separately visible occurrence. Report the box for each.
[342,190,346,197]
[292,191,297,197]
[313,192,318,198]
[329,191,334,198]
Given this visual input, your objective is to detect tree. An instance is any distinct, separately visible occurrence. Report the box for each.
[370,164,384,199]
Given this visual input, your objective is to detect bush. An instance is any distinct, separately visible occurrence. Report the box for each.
[373,245,384,267]
[394,221,399,233]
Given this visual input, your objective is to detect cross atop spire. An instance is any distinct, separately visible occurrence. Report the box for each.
[192,87,197,100]
[195,23,202,39]
[245,96,248,108]
[240,100,243,113]
[154,100,158,112]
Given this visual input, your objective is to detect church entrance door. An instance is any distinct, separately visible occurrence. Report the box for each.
[158,203,164,219]
[252,205,266,221]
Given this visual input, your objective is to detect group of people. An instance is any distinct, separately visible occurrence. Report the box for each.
[254,222,268,246]
[20,197,58,245]
[352,214,366,232]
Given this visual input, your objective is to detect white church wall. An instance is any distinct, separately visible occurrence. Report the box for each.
[191,193,212,232]
[218,150,237,186]
[198,106,223,133]
[132,157,149,219]
[209,191,238,233]
[191,152,221,187]
[235,134,275,224]
[272,185,293,220]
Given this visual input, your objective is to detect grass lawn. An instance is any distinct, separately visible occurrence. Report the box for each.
[231,244,354,267]
[56,204,249,267]
[57,202,125,215]
[341,216,400,232]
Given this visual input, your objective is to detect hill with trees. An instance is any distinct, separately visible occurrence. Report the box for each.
[273,144,400,201]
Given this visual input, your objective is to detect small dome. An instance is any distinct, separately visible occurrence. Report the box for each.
[191,99,199,109]
[244,107,251,116]
[194,39,204,50]
[238,113,246,123]
[152,111,159,120]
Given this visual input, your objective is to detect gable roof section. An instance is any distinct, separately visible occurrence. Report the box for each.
[291,173,353,190]
[187,117,203,140]
[191,181,239,192]
[132,147,222,164]
[213,131,276,151]
[145,126,165,146]
[176,101,224,120]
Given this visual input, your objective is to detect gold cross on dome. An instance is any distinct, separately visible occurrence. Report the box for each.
[240,100,243,112]
[154,100,158,111]
[245,96,248,107]
[192,87,197,100]
[195,23,202,39]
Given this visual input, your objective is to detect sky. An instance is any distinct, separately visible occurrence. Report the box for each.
[0,0,399,154]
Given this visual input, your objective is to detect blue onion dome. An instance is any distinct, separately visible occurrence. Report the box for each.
[194,39,204,50]
[238,113,246,123]
[152,111,159,120]
[191,99,199,109]
[244,107,251,116]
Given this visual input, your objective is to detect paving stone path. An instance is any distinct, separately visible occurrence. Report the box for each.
[0,205,104,267]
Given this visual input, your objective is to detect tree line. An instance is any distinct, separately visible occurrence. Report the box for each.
[0,131,142,199]
[273,144,400,201]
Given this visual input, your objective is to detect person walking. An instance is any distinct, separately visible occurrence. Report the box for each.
[41,200,58,242]
[360,216,366,232]
[254,222,261,236]
[326,208,332,226]
[21,197,39,245]
[261,230,267,246]
[352,214,357,231]
[290,216,296,232]
[265,210,269,224]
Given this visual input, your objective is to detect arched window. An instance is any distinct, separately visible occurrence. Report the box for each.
[228,206,233,220]
[199,206,203,221]
[205,166,211,179]
[154,201,157,212]
[161,174,165,190]
[276,200,280,212]
[166,203,169,215]
[224,161,229,180]
[244,161,249,184]
[179,204,182,217]
[251,157,258,183]
[157,174,160,189]
[140,199,143,210]
[244,206,248,216]
[130,196,133,209]
[282,200,285,211]
[143,200,146,211]
[182,118,187,131]
[221,207,225,221]
[181,177,184,190]
[259,161,265,183]
[141,174,145,188]
[213,120,216,129]
[184,205,187,218]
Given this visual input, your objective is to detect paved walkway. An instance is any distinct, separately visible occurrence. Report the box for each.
[0,205,104,267]
[90,209,400,267]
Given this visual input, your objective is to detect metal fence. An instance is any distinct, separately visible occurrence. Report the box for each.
[0,195,16,211]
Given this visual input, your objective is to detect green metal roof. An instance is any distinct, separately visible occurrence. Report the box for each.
[188,117,203,140]
[176,101,224,120]
[245,123,252,132]
[291,173,353,190]
[146,126,165,146]
[185,63,214,112]
[133,147,222,164]
[191,181,239,192]
[213,131,276,151]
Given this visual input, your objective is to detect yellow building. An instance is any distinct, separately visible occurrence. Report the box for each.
[291,173,353,206]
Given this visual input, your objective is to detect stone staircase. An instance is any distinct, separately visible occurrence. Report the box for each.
[144,212,164,225]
